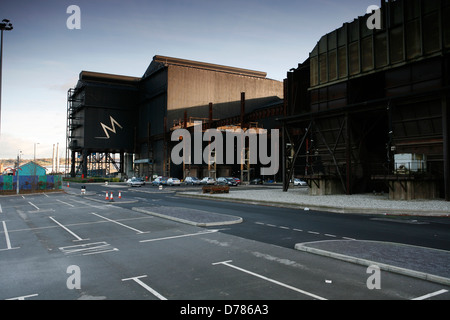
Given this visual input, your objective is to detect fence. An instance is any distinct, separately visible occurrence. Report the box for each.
[0,175,63,195]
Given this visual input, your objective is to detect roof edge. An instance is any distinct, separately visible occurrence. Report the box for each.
[153,55,267,79]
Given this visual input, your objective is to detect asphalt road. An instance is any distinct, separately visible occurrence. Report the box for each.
[1,183,449,305]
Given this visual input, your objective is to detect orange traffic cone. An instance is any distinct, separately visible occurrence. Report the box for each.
[110,192,114,201]
[105,192,109,200]
[118,191,122,199]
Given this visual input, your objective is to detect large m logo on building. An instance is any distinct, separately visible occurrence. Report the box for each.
[95,116,123,139]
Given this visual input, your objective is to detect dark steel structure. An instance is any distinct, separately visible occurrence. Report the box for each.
[281,0,450,200]
[66,71,139,177]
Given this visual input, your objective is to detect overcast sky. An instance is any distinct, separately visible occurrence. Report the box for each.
[0,0,377,159]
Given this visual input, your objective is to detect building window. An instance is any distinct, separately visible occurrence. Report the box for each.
[338,46,347,78]
[319,53,328,84]
[375,32,387,68]
[445,6,450,48]
[423,12,440,54]
[361,37,373,72]
[328,50,337,81]
[349,42,359,75]
[406,19,421,59]
[310,56,319,87]
[390,26,404,64]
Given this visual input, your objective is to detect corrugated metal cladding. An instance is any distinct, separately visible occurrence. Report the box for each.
[67,56,284,178]
[283,0,450,200]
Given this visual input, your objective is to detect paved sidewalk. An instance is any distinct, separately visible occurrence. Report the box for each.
[178,187,450,216]
[295,240,450,286]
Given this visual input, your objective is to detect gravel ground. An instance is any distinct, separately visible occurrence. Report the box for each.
[182,187,450,216]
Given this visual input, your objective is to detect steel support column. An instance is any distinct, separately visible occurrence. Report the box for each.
[443,93,450,201]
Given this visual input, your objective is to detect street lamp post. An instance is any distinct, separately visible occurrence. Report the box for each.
[34,142,40,161]
[0,19,13,135]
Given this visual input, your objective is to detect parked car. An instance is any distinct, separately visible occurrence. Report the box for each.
[217,177,238,186]
[249,178,264,185]
[200,177,216,185]
[127,177,145,187]
[294,178,307,186]
[233,177,241,185]
[136,177,146,185]
[184,177,201,185]
[167,177,181,186]
[152,176,168,186]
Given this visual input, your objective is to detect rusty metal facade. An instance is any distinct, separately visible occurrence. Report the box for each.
[281,0,450,200]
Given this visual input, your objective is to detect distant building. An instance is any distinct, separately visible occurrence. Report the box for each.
[19,161,47,176]
[67,55,284,180]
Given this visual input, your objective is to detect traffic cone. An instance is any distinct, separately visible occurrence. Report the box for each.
[110,192,114,202]
[67,182,70,187]
[105,192,109,200]
[118,191,122,199]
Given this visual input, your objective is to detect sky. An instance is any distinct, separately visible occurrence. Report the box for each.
[0,0,377,159]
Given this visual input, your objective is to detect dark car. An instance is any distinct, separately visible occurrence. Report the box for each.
[184,177,201,185]
[217,177,238,186]
[249,178,263,185]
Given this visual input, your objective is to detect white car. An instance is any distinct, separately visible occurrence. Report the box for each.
[294,178,307,186]
[127,177,144,187]
[167,178,181,186]
[184,177,201,185]
[201,177,216,185]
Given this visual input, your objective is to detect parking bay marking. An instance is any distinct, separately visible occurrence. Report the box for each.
[212,260,327,300]
[59,241,118,256]
[28,202,40,211]
[140,229,219,243]
[0,221,20,251]
[122,275,167,300]
[90,212,148,234]
[49,216,89,242]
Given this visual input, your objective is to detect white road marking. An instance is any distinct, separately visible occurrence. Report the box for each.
[59,241,118,256]
[6,294,39,300]
[28,202,39,211]
[56,199,75,207]
[1,221,14,250]
[49,217,87,241]
[412,289,448,300]
[122,275,167,300]
[140,229,219,243]
[212,260,327,300]
[90,212,147,234]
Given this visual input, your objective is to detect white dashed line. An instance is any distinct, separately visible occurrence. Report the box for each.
[254,222,353,240]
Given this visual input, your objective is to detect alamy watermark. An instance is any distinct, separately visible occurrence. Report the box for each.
[366,5,382,30]
[171,121,280,176]
[66,5,81,30]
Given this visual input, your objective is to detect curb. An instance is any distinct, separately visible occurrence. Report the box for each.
[294,243,450,286]
[132,207,243,227]
[176,192,450,217]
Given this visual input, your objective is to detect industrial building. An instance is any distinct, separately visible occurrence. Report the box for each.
[281,0,450,201]
[66,55,283,181]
